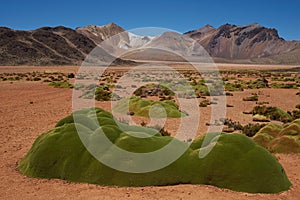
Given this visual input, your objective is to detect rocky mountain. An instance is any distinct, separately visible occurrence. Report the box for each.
[123,23,300,64]
[0,26,97,65]
[184,23,300,62]
[78,24,153,51]
[0,24,133,66]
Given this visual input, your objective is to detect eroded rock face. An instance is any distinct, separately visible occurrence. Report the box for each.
[19,108,291,193]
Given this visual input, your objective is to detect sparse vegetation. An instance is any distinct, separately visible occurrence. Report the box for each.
[243,95,258,101]
[252,106,292,122]
[243,123,266,137]
[49,81,73,88]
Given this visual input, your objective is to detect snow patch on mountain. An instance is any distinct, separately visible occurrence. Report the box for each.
[118,32,154,49]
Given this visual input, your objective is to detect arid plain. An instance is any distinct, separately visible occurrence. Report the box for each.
[1,64,300,200]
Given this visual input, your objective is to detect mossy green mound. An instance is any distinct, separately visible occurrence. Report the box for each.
[253,119,300,153]
[19,108,291,193]
[113,96,186,118]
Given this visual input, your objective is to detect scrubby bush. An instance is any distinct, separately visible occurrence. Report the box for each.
[48,81,73,88]
[224,82,244,91]
[150,125,171,136]
[33,77,41,81]
[270,83,298,89]
[95,87,112,101]
[79,84,119,101]
[252,106,292,122]
[199,99,211,107]
[243,95,258,101]
[242,123,266,137]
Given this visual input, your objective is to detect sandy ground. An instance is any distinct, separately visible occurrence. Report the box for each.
[1,65,300,199]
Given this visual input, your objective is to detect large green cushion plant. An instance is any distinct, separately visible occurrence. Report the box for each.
[19,108,291,193]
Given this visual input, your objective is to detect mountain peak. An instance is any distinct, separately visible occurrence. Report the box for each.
[197,24,215,33]
[183,24,215,38]
[76,23,126,43]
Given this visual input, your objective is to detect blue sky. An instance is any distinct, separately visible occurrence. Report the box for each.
[1,0,300,40]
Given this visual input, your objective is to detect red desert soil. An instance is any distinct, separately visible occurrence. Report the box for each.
[0,66,300,199]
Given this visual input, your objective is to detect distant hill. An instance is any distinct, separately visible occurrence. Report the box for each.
[0,22,300,65]
[0,26,96,65]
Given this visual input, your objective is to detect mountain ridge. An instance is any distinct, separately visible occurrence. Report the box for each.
[1,23,300,65]
[184,23,300,60]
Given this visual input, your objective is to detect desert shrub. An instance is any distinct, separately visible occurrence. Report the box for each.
[68,73,75,78]
[193,80,225,96]
[270,83,298,89]
[290,110,300,119]
[256,101,269,105]
[208,81,225,96]
[33,77,41,81]
[73,84,85,90]
[225,92,233,96]
[246,79,268,89]
[199,99,211,107]
[243,95,258,101]
[224,82,244,91]
[221,118,243,130]
[48,81,73,88]
[242,123,266,137]
[95,87,111,101]
[19,108,291,193]
[150,125,171,136]
[7,77,16,81]
[140,121,147,127]
[252,106,292,122]
[79,84,118,101]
